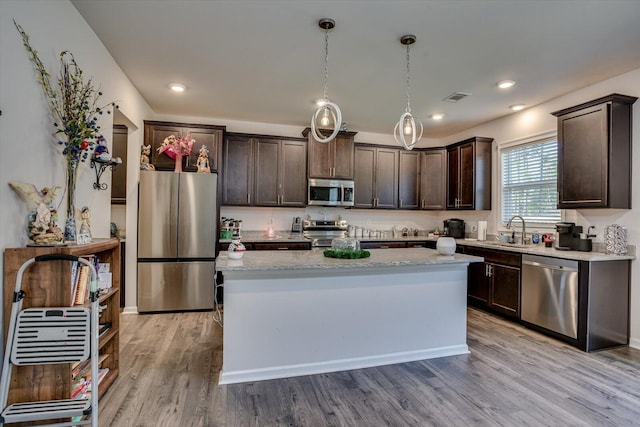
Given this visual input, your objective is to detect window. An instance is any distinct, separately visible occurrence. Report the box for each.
[501,138,560,224]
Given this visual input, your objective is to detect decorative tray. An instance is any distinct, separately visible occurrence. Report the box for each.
[323,249,371,259]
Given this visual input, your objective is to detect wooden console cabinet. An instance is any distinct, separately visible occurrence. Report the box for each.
[3,238,120,409]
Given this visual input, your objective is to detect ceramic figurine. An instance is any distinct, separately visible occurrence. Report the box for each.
[196,145,210,173]
[140,144,155,170]
[227,238,246,259]
[77,206,92,244]
[9,182,64,245]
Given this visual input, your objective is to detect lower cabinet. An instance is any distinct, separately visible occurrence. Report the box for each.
[359,241,406,249]
[462,246,521,319]
[219,241,311,251]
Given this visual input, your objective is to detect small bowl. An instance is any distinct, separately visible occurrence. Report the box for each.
[227,251,244,260]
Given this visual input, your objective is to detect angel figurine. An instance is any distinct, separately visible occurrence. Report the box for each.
[77,206,92,244]
[196,145,211,173]
[140,144,155,170]
[9,182,63,245]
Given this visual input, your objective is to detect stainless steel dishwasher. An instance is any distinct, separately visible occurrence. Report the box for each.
[521,254,579,339]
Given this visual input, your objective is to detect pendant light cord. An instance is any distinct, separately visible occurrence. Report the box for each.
[323,28,329,101]
[405,43,412,114]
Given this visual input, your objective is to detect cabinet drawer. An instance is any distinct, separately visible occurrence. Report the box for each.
[253,242,311,250]
[359,241,406,249]
[461,246,521,267]
[406,241,437,249]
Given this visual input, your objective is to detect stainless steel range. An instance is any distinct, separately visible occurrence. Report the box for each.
[303,218,348,247]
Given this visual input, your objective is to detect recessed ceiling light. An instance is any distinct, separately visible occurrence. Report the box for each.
[509,104,525,111]
[169,83,186,93]
[430,113,445,120]
[497,80,516,89]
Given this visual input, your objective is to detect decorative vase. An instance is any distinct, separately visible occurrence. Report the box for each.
[174,153,183,173]
[64,159,79,242]
[436,237,456,255]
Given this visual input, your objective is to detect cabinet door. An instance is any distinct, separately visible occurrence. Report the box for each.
[333,134,355,179]
[468,262,490,305]
[280,140,307,206]
[308,136,333,178]
[446,146,459,209]
[254,139,281,206]
[111,125,128,204]
[354,146,376,208]
[183,127,222,172]
[375,148,398,209]
[420,149,446,210]
[398,151,420,209]
[558,104,608,208]
[458,142,475,209]
[146,123,182,171]
[489,263,520,318]
[222,136,254,205]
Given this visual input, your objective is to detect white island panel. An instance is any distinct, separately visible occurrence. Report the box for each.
[218,249,477,384]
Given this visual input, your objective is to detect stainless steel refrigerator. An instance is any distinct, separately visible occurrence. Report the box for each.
[137,171,217,312]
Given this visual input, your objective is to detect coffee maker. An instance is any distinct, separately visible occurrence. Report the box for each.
[443,219,465,238]
[555,222,582,250]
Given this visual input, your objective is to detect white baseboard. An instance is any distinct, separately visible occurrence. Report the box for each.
[121,306,138,314]
[219,344,469,385]
[629,337,640,350]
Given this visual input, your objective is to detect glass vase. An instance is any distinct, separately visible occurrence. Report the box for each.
[64,159,78,242]
[174,153,183,172]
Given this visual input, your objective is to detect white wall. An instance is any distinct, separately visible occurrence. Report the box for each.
[0,0,153,313]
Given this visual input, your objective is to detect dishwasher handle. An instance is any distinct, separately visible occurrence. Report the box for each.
[522,260,578,272]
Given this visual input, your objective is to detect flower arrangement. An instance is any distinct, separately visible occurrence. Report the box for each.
[158,134,195,159]
[15,20,117,242]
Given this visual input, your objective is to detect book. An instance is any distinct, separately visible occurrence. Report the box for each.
[73,265,90,305]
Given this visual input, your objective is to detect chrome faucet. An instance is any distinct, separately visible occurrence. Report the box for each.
[506,215,526,244]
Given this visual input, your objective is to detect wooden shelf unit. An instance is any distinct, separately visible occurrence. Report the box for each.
[3,238,120,408]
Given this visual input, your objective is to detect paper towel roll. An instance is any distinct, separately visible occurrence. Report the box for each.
[478,221,487,241]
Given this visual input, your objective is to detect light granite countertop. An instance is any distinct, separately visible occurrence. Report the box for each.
[220,230,635,262]
[216,247,483,271]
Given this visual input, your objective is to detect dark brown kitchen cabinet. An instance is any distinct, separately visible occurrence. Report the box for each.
[359,241,406,249]
[420,149,447,210]
[551,94,637,209]
[144,120,224,172]
[111,125,128,204]
[354,145,398,209]
[222,134,255,206]
[446,137,493,210]
[303,128,357,179]
[462,245,521,319]
[398,151,420,209]
[254,137,307,207]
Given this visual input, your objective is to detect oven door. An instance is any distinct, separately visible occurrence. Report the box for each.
[308,179,343,206]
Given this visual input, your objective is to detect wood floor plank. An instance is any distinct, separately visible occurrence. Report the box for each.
[99,308,640,426]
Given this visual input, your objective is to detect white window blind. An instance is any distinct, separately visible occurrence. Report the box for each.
[501,139,560,224]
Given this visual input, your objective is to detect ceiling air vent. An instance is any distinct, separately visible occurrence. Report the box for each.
[443,92,471,102]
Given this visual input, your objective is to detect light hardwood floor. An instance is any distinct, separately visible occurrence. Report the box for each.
[99,308,640,426]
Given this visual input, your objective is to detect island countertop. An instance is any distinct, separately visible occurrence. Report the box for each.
[215,247,482,271]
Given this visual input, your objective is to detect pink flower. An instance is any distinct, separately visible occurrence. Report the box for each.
[157,134,195,159]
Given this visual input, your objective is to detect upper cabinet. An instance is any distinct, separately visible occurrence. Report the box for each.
[254,137,307,207]
[398,151,420,209]
[552,94,637,209]
[446,137,493,210]
[420,149,447,210]
[354,145,398,209]
[144,121,224,172]
[303,128,357,179]
[111,125,128,204]
[222,134,255,206]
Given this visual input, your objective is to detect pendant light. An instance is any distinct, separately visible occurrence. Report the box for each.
[394,34,423,150]
[311,18,342,143]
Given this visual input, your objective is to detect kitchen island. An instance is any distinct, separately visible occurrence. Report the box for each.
[216,248,482,384]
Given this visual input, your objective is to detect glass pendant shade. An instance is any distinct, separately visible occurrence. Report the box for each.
[311,18,342,143]
[393,34,423,151]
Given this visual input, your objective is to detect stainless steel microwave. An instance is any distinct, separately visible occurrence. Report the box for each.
[308,178,355,207]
